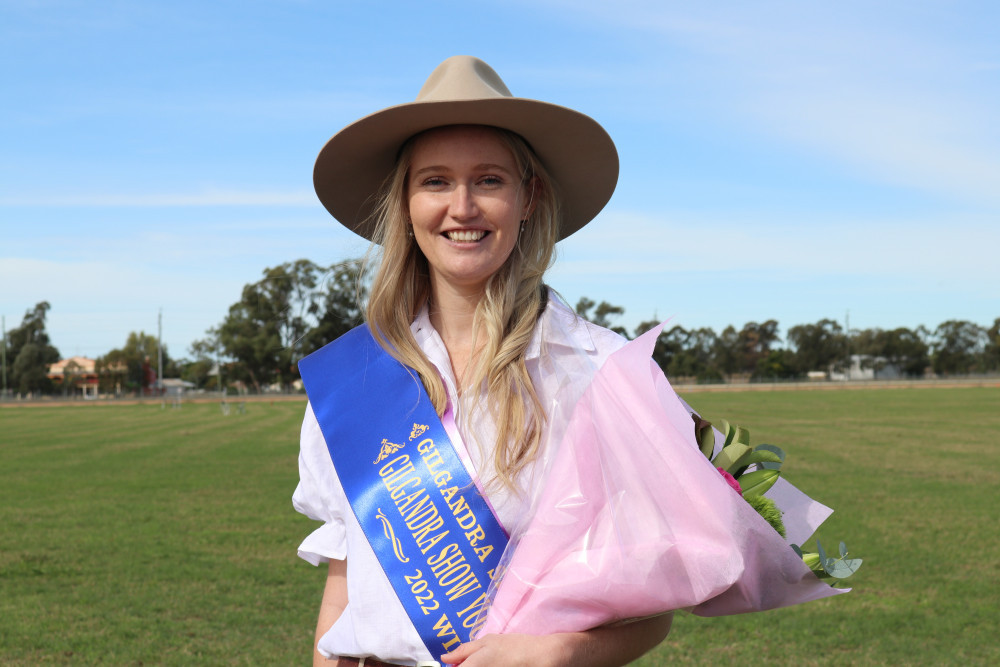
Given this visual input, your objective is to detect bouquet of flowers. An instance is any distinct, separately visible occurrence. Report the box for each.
[478,324,860,637]
[696,418,862,583]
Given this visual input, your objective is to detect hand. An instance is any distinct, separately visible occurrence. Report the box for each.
[441,614,672,667]
[441,633,567,667]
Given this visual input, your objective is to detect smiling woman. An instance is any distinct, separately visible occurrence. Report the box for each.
[292,55,841,667]
[406,126,532,300]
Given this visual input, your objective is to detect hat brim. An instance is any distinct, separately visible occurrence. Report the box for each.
[313,97,618,242]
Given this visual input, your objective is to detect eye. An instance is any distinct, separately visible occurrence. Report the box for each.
[479,175,504,187]
[421,176,447,187]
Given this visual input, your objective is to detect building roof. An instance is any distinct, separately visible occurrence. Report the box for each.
[48,356,97,375]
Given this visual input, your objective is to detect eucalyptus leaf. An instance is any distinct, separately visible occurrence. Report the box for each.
[816,540,829,567]
[825,557,863,578]
[755,443,786,470]
[839,541,848,558]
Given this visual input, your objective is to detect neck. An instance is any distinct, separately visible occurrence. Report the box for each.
[427,279,486,389]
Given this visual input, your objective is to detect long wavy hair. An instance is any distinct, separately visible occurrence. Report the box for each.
[364,125,560,491]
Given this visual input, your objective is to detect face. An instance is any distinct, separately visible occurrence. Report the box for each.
[407,125,531,297]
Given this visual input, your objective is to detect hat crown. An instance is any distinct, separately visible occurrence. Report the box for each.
[416,55,513,103]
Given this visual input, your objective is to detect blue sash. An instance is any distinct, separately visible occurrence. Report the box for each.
[299,325,509,659]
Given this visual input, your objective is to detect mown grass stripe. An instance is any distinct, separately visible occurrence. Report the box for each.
[1,390,998,665]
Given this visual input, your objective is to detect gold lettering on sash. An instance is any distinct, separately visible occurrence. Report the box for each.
[444,568,482,601]
[431,613,462,651]
[374,438,405,464]
[448,495,477,531]
[376,508,409,563]
[372,425,502,638]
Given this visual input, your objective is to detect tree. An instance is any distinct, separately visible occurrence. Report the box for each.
[755,349,798,380]
[575,297,629,337]
[738,320,781,377]
[59,358,84,396]
[713,325,743,379]
[854,327,929,378]
[213,259,367,392]
[632,322,721,383]
[303,259,368,351]
[96,331,172,395]
[787,319,847,376]
[985,318,1000,373]
[6,302,61,395]
[184,334,223,390]
[931,320,986,376]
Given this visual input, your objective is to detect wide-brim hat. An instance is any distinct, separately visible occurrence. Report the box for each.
[313,55,619,242]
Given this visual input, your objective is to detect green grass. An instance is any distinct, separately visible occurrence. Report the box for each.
[636,387,1000,666]
[0,400,323,665]
[1,388,998,665]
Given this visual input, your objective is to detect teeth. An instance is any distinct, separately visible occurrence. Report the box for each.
[446,230,486,242]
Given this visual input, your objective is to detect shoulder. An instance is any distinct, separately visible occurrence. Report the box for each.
[531,290,628,365]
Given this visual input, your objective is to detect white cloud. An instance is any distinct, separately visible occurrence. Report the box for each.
[542,0,1000,208]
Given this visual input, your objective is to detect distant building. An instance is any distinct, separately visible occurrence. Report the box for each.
[48,356,99,398]
[160,378,196,398]
[829,354,903,381]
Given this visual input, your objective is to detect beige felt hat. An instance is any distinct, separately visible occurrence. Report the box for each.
[313,55,619,241]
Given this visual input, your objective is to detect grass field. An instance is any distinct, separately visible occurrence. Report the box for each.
[1,387,998,665]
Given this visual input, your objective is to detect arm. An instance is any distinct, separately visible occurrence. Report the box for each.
[313,558,348,667]
[441,612,673,667]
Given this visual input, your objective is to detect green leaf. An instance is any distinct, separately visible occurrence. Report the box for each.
[755,443,785,470]
[734,425,751,446]
[742,449,783,467]
[738,469,780,497]
[817,540,829,565]
[712,443,751,473]
[720,419,734,447]
[697,423,715,459]
[825,557,863,578]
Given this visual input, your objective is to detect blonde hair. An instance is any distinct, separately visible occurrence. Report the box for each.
[364,125,560,491]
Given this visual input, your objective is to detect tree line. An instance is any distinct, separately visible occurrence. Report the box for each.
[4,258,999,396]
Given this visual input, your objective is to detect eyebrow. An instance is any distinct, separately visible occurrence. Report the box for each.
[411,163,516,178]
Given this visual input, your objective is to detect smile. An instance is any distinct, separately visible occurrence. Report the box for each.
[444,229,488,242]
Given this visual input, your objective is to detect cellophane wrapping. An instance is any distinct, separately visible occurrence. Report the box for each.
[477,322,845,637]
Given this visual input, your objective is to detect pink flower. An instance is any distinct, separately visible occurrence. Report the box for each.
[717,467,742,495]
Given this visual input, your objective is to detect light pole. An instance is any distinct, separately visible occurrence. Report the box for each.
[1,315,7,398]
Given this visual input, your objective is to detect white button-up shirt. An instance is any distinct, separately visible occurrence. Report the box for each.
[292,293,626,664]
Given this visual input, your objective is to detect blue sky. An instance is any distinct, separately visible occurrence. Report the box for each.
[2,0,998,361]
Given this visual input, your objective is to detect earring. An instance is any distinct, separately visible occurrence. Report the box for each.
[407,226,414,238]
[520,220,526,233]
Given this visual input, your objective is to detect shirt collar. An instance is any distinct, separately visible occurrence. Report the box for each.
[409,289,599,364]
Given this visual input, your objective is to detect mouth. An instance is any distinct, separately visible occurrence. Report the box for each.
[444,229,488,243]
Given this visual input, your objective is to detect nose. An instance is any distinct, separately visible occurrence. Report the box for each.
[448,184,479,221]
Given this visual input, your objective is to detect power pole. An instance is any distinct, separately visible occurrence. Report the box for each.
[157,308,163,396]
[845,309,851,381]
[1,315,7,398]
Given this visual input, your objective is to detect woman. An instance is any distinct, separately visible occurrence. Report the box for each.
[294,56,673,666]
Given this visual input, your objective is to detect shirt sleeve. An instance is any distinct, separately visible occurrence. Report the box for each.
[292,401,349,566]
